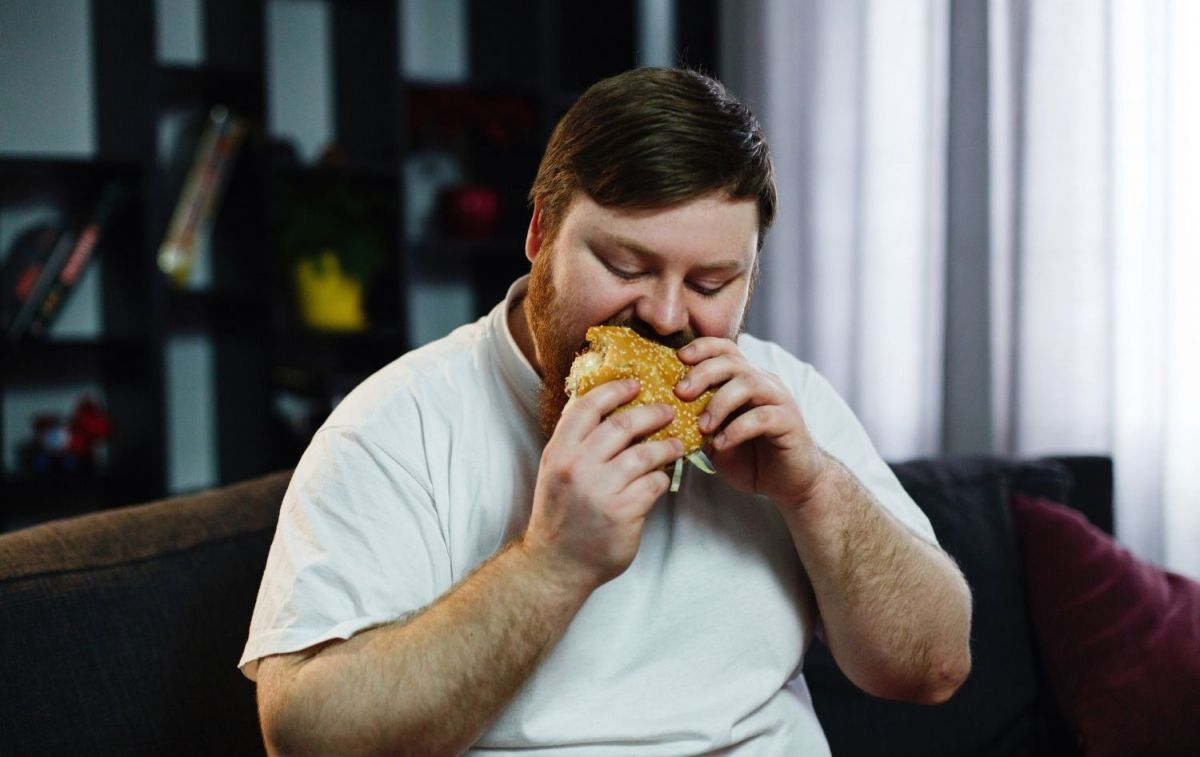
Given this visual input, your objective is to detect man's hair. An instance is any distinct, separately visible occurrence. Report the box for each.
[528,67,777,252]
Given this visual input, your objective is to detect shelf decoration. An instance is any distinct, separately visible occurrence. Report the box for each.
[20,395,112,476]
[157,106,247,287]
[3,181,124,341]
[280,176,386,332]
[437,184,501,239]
[2,223,62,340]
[294,250,367,331]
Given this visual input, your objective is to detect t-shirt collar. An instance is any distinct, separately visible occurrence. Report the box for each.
[492,275,542,419]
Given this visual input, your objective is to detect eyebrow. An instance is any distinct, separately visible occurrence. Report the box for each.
[593,232,747,274]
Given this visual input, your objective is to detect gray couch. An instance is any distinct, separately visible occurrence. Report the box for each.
[0,471,287,755]
[0,457,1111,755]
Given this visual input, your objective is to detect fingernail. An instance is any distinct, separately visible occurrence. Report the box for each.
[715,432,727,448]
[677,378,690,392]
[699,412,711,431]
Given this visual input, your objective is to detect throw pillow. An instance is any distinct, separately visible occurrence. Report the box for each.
[1012,493,1200,757]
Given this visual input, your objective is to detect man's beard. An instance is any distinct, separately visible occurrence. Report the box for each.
[524,249,705,440]
[525,250,580,439]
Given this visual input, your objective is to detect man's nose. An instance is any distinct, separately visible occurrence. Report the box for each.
[635,284,689,337]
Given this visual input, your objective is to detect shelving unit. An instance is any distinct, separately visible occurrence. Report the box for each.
[0,0,718,531]
[0,155,158,529]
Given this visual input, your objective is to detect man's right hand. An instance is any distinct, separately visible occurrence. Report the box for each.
[521,378,683,591]
[258,378,681,756]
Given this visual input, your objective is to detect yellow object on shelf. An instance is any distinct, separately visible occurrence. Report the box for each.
[294,250,368,331]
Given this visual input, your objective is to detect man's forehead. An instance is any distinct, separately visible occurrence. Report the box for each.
[568,191,756,223]
[566,194,759,265]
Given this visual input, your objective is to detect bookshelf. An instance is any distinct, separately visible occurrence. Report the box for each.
[0,156,158,529]
[0,0,719,531]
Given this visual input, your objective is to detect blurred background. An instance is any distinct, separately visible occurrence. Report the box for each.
[0,0,1196,579]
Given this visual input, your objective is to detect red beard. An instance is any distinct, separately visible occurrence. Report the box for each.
[524,251,579,440]
[524,249,701,440]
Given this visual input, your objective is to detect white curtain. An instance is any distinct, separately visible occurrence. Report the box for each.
[722,0,1200,579]
[723,0,950,459]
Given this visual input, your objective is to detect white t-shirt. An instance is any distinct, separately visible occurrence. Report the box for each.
[241,276,936,755]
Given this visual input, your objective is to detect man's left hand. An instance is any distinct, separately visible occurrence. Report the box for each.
[675,337,827,510]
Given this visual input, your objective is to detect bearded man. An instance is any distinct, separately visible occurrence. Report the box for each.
[243,68,972,756]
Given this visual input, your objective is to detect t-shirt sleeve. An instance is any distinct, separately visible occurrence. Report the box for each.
[239,426,451,681]
[795,365,937,546]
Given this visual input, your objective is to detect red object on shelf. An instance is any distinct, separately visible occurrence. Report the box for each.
[438,185,501,239]
[69,396,112,456]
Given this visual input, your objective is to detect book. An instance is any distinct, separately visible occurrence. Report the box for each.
[26,181,125,338]
[157,105,247,287]
[6,224,76,341]
[2,222,65,338]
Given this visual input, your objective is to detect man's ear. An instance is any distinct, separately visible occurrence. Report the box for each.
[525,199,543,264]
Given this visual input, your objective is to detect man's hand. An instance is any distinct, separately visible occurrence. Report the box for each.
[522,378,683,590]
[674,337,826,510]
[678,337,973,704]
[259,378,681,756]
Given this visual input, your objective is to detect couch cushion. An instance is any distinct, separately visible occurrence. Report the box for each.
[0,470,290,756]
[803,457,1072,757]
[1013,493,1200,757]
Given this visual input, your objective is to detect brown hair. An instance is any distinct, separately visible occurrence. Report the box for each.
[528,68,777,252]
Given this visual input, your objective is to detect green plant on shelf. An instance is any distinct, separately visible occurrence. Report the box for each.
[279,180,387,332]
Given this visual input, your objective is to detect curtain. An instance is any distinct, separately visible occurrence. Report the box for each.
[722,0,1200,579]
[722,0,950,460]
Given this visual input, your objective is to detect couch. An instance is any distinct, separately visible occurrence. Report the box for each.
[803,456,1108,756]
[1,455,1193,755]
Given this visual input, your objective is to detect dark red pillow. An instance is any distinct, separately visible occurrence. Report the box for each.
[1012,493,1200,757]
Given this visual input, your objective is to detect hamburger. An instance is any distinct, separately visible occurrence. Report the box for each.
[566,325,717,491]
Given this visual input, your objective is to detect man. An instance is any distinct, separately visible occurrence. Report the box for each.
[243,68,972,755]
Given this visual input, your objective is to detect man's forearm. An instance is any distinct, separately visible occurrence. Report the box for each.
[783,452,972,704]
[261,541,591,756]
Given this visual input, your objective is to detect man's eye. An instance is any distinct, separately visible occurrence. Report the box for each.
[604,261,644,280]
[689,281,726,297]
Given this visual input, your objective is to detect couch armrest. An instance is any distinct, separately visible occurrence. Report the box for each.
[0,470,291,755]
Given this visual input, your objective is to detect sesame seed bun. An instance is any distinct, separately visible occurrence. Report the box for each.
[566,325,712,455]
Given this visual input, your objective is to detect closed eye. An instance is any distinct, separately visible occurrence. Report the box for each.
[601,259,646,280]
[689,280,728,297]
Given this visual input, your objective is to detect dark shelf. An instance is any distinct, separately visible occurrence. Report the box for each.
[273,327,408,348]
[4,470,109,496]
[156,64,264,118]
[270,327,408,380]
[0,470,150,532]
[408,237,527,297]
[410,237,525,260]
[403,83,542,153]
[0,158,141,204]
[402,78,545,101]
[272,164,400,190]
[2,336,149,364]
[165,288,270,333]
[557,0,637,91]
[0,156,138,174]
